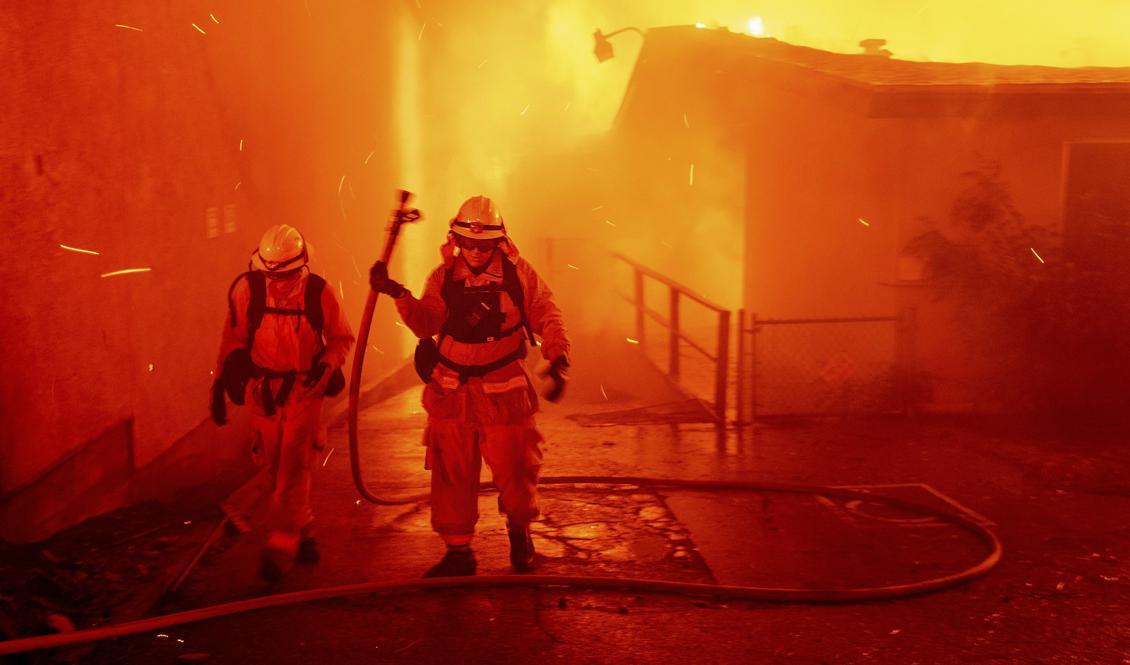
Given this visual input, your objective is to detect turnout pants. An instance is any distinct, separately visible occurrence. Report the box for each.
[223,385,323,567]
[425,418,544,546]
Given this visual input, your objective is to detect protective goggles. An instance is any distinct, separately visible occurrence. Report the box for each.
[455,236,502,253]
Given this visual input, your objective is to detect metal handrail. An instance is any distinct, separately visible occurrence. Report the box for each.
[613,254,731,422]
[612,253,728,313]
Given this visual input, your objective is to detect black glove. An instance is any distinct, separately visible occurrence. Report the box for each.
[210,379,228,426]
[369,261,406,298]
[303,361,328,388]
[542,356,570,403]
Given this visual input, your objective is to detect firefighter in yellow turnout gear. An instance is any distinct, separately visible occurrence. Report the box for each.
[212,225,355,582]
[370,196,571,576]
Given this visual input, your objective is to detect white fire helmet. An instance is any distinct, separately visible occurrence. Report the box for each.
[251,224,308,273]
[449,196,507,240]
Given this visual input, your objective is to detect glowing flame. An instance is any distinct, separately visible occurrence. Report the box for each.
[694,22,706,29]
[747,16,763,36]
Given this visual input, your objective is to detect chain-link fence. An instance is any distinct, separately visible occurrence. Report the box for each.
[735,310,918,420]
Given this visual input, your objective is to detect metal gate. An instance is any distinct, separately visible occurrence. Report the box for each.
[735,309,918,420]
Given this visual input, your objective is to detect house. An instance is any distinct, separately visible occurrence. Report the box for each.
[598,25,1130,412]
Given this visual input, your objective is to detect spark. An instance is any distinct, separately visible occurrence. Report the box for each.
[147,363,154,372]
[191,23,206,35]
[563,102,571,112]
[350,254,363,279]
[477,59,488,69]
[626,337,640,345]
[183,520,192,525]
[689,163,695,185]
[356,499,362,506]
[210,13,220,24]
[747,16,763,36]
[100,267,151,278]
[114,24,143,32]
[157,634,169,639]
[1030,247,1045,263]
[339,280,344,300]
[858,218,870,227]
[418,23,426,40]
[591,205,604,211]
[239,139,243,151]
[567,264,580,271]
[234,181,241,191]
[695,22,706,29]
[176,639,185,644]
[394,321,406,327]
[683,112,690,129]
[59,244,100,256]
[520,104,530,116]
[604,220,616,227]
[364,150,375,165]
[338,174,346,193]
[348,179,356,200]
[322,448,335,467]
[369,344,385,355]
[600,384,609,400]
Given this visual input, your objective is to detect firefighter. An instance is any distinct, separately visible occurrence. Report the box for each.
[211,224,355,583]
[369,196,570,577]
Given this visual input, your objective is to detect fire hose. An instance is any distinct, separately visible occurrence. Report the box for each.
[0,192,1001,657]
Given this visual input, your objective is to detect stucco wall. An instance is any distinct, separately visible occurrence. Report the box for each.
[0,2,401,541]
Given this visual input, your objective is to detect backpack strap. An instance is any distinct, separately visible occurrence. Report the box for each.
[304,274,326,337]
[226,271,267,351]
[245,271,267,352]
[501,257,536,345]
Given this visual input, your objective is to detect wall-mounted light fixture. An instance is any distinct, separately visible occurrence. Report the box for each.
[592,26,646,63]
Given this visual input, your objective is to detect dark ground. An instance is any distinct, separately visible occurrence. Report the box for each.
[3,346,1130,664]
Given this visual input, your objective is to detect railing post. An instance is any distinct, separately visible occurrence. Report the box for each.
[714,309,730,423]
[736,309,746,424]
[669,287,680,381]
[750,312,758,422]
[899,306,918,416]
[634,269,645,348]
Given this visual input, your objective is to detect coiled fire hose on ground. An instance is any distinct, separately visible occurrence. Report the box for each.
[0,193,1001,657]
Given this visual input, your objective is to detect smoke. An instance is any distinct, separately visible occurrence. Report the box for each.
[392,0,1129,340]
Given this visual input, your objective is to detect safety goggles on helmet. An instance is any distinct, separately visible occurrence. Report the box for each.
[455,235,501,253]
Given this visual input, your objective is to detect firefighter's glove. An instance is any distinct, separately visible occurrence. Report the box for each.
[210,379,228,426]
[369,261,406,298]
[303,361,329,388]
[542,355,570,403]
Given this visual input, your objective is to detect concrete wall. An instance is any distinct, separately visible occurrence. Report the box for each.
[0,2,402,542]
